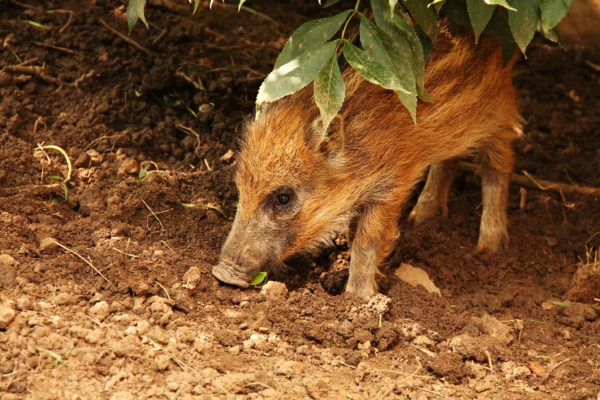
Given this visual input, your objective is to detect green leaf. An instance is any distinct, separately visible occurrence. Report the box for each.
[508,0,540,54]
[249,271,268,286]
[257,41,338,105]
[549,300,572,307]
[358,15,417,119]
[540,0,572,30]
[402,0,439,40]
[274,11,350,69]
[484,6,519,64]
[344,42,405,92]
[396,90,417,123]
[484,0,516,11]
[126,0,148,33]
[467,0,496,42]
[370,0,430,101]
[359,16,415,94]
[193,0,201,14]
[139,168,148,182]
[314,55,345,134]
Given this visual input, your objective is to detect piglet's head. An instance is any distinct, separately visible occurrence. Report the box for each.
[212,104,351,288]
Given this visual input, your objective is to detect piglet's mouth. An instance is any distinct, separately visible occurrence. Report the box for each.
[211,260,254,288]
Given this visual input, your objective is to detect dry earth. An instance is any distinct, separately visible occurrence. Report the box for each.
[0,1,599,399]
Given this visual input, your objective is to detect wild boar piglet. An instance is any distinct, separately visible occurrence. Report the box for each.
[212,27,522,298]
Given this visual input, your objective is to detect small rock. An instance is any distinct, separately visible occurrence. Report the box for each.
[165,372,194,392]
[88,301,110,321]
[155,354,171,371]
[0,303,16,329]
[413,335,435,347]
[53,292,77,306]
[228,345,241,355]
[337,320,354,338]
[39,237,58,253]
[119,158,140,175]
[274,360,296,376]
[74,152,91,168]
[541,301,555,310]
[16,297,32,311]
[86,149,103,164]
[85,329,104,344]
[354,328,373,344]
[0,254,17,268]
[182,266,202,289]
[109,391,135,400]
[261,281,288,299]
[477,313,513,344]
[0,254,17,288]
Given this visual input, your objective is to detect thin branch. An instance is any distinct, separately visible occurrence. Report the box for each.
[54,240,111,284]
[98,18,153,56]
[458,162,600,196]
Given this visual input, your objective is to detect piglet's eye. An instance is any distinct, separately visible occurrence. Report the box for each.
[271,187,295,212]
[276,194,290,206]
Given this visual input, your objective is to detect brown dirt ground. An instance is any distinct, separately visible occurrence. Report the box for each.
[1,1,599,399]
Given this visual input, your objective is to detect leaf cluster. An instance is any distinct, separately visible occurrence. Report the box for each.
[125,0,573,129]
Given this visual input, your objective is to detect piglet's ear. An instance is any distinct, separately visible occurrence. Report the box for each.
[307,114,345,157]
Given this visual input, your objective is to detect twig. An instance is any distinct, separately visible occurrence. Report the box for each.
[32,41,84,58]
[53,240,111,284]
[458,162,600,196]
[4,64,66,86]
[111,247,139,258]
[73,70,96,88]
[585,60,600,73]
[484,349,494,373]
[98,18,153,56]
[155,280,171,300]
[141,199,165,231]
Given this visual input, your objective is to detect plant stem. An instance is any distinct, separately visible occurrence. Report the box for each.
[337,0,361,54]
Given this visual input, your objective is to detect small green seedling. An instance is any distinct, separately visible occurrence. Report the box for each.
[36,346,68,368]
[249,271,267,286]
[138,168,148,182]
[23,20,50,30]
[35,144,72,200]
[549,300,572,308]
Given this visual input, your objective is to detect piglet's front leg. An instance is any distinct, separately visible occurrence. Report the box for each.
[345,201,403,299]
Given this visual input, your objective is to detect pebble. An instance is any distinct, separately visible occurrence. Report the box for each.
[274,360,296,376]
[53,292,77,306]
[118,158,140,175]
[109,391,135,400]
[412,335,435,347]
[337,320,354,338]
[155,354,171,371]
[0,254,17,268]
[89,301,110,321]
[261,281,288,299]
[38,237,58,253]
[182,266,202,289]
[15,297,32,311]
[0,303,16,329]
[85,329,105,344]
[0,254,17,288]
